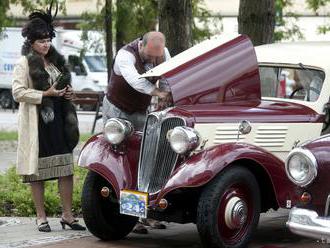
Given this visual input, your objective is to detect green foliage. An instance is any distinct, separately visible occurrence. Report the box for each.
[0,131,91,142]
[192,0,222,43]
[306,0,330,12]
[0,0,66,34]
[275,0,304,41]
[79,0,221,50]
[0,166,88,216]
[306,0,330,34]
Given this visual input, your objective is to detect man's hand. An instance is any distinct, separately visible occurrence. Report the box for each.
[151,88,169,99]
[151,88,173,110]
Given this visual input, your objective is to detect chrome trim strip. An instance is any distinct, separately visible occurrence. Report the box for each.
[287,207,330,240]
[137,111,186,193]
[325,194,330,216]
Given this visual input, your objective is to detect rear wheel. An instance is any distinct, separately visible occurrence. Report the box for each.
[197,166,260,248]
[81,171,137,240]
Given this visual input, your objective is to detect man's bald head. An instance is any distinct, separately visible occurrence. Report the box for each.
[139,31,166,64]
[142,31,165,47]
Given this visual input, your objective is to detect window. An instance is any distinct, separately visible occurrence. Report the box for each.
[68,55,86,75]
[259,66,325,102]
[84,55,107,72]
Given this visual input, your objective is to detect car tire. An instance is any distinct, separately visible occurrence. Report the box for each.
[81,171,137,240]
[197,166,260,248]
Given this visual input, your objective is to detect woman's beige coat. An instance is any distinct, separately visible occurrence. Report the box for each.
[12,56,43,175]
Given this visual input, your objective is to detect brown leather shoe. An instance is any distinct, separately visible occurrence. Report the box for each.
[132,222,148,234]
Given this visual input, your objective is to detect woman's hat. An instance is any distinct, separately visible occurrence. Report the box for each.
[22,0,58,43]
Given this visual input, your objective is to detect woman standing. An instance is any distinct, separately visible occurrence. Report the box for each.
[12,3,85,232]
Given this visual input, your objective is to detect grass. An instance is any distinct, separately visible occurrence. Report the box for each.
[0,131,93,142]
[0,131,18,141]
[0,131,93,216]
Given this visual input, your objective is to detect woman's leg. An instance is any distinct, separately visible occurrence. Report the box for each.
[30,181,47,223]
[58,175,74,222]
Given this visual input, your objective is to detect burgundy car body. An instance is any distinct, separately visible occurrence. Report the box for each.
[286,135,330,240]
[78,35,305,212]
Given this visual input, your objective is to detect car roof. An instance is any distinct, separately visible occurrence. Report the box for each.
[255,41,330,70]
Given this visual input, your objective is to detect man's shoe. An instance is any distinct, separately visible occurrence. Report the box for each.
[144,219,166,229]
[132,222,148,234]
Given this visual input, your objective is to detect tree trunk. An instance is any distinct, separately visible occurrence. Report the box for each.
[159,0,192,56]
[115,0,127,52]
[104,0,113,82]
[238,0,275,45]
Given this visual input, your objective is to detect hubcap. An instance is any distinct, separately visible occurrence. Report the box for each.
[100,186,110,198]
[224,196,248,230]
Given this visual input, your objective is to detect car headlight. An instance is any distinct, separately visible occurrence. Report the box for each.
[167,126,200,154]
[285,148,318,187]
[104,118,133,145]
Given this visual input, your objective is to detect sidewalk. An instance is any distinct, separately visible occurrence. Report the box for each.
[0,217,90,248]
[0,110,104,134]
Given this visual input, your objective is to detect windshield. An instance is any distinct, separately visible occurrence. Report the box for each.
[259,65,325,102]
[84,55,107,72]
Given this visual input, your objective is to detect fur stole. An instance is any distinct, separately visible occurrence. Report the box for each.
[21,42,71,90]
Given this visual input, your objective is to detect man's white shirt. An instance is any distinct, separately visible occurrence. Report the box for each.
[113,46,171,95]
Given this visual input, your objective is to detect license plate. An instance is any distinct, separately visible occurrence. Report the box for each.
[120,190,148,218]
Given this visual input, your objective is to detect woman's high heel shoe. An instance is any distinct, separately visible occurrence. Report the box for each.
[60,219,86,231]
[36,220,51,232]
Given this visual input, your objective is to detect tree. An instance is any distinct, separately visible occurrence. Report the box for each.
[0,0,66,34]
[305,0,330,34]
[159,0,193,56]
[274,0,304,41]
[115,0,158,51]
[104,0,113,82]
[238,0,276,45]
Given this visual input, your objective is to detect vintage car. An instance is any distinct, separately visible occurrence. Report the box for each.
[78,35,330,248]
[286,134,330,242]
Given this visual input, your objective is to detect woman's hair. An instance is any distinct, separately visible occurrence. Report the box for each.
[21,1,58,44]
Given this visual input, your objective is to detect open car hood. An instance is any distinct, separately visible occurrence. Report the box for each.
[141,35,261,106]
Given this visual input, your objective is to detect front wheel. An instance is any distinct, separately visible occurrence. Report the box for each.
[197,166,261,248]
[81,171,137,240]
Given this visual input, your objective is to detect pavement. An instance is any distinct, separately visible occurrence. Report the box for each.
[0,209,328,248]
[0,217,89,248]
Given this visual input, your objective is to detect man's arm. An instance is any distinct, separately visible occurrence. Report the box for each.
[115,49,156,95]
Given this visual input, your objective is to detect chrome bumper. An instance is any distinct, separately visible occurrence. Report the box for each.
[287,207,330,240]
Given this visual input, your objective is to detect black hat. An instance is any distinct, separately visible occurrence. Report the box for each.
[22,1,58,43]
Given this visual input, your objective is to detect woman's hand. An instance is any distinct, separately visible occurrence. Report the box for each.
[42,82,66,97]
[63,86,74,100]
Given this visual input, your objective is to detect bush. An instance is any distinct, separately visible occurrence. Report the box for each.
[0,166,87,217]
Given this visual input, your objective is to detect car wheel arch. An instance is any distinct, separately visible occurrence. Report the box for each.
[159,158,279,214]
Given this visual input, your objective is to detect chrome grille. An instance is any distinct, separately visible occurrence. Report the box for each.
[138,114,185,193]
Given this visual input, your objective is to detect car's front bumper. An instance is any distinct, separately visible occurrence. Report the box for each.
[287,207,330,240]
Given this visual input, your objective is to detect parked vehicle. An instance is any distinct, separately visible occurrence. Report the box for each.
[78,35,330,248]
[0,27,107,109]
[286,134,330,242]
